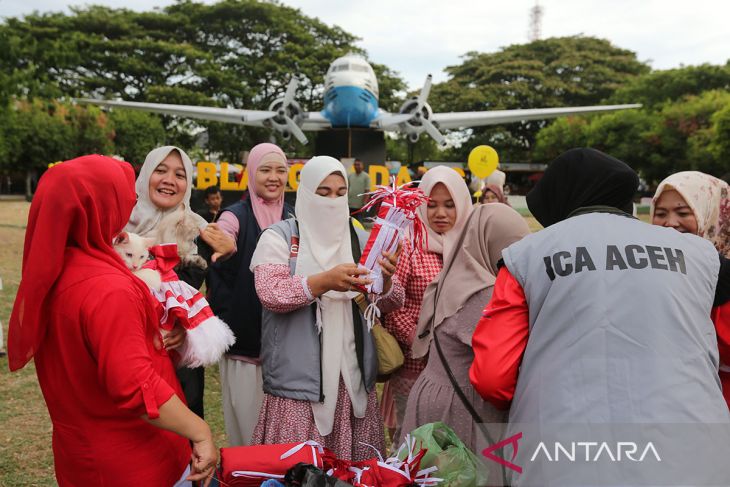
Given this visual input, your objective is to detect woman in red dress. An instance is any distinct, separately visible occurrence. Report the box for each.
[7,155,217,486]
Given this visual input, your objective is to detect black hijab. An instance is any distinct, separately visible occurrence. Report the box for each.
[527,148,639,228]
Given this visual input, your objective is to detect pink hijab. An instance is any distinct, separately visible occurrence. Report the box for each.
[247,143,287,230]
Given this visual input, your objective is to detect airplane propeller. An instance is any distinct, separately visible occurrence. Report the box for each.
[398,74,447,147]
[268,76,308,144]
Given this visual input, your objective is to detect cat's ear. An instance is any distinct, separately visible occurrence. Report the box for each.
[113,232,129,246]
[142,237,156,248]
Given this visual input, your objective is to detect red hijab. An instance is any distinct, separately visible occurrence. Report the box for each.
[8,155,153,371]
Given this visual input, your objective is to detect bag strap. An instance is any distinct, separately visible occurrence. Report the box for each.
[348,219,367,374]
[432,331,492,440]
[349,218,362,262]
[430,291,509,484]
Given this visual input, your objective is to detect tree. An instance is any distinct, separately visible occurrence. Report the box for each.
[0,104,20,170]
[2,99,114,196]
[429,36,649,162]
[710,104,730,172]
[652,90,730,180]
[164,0,404,155]
[107,109,166,164]
[585,110,656,176]
[534,90,730,183]
[385,134,441,164]
[67,104,114,156]
[533,116,590,161]
[610,64,730,109]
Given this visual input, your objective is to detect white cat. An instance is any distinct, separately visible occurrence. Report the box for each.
[112,231,162,290]
[112,230,234,368]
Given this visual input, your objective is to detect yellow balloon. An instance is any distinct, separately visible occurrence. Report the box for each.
[468,145,499,179]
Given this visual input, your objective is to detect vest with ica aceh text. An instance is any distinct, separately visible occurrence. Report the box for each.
[502,210,728,426]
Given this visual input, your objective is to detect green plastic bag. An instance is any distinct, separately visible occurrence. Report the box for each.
[401,422,490,487]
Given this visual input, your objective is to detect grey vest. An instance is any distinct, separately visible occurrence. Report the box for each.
[260,218,378,403]
[503,212,728,425]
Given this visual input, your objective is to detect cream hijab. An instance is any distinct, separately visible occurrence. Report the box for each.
[412,204,530,358]
[295,156,367,436]
[417,166,473,256]
[125,146,206,237]
[651,171,730,257]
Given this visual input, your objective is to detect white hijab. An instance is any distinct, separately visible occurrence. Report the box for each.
[295,156,367,436]
[125,146,207,237]
[417,166,474,257]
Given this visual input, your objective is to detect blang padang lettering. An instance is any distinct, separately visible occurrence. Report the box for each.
[529,441,662,463]
[543,245,687,280]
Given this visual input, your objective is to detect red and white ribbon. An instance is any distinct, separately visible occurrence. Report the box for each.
[279,440,325,469]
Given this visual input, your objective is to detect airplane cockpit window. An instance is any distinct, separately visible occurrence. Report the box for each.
[334,64,349,72]
[351,65,370,73]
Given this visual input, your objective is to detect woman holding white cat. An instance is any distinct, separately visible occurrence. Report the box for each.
[126,146,234,418]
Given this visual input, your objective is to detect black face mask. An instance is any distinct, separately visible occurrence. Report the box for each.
[527,148,639,228]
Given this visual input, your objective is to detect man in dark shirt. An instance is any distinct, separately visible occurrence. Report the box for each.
[198,185,222,223]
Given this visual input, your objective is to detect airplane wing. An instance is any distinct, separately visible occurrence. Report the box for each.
[76,98,333,143]
[430,104,642,130]
[76,98,280,125]
[301,112,332,131]
[371,112,413,129]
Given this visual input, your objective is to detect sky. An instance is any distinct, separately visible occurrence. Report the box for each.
[2,0,729,89]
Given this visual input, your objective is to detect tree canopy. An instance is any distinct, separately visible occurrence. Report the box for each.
[610,63,730,109]
[0,100,115,195]
[428,36,650,162]
[534,89,730,183]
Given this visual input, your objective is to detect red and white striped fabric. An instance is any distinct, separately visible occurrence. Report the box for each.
[143,244,234,368]
[219,441,327,487]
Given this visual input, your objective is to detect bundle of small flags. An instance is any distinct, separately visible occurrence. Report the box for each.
[355,179,429,295]
[326,435,442,487]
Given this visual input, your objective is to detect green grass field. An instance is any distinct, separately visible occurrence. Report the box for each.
[0,201,638,485]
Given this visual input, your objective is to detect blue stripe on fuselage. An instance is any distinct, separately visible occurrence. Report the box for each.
[322,86,379,128]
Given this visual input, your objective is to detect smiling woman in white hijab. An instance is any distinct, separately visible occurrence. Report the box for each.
[248,156,404,460]
[125,145,234,420]
[127,146,206,236]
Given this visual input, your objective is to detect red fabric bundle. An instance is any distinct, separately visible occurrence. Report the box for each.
[143,244,235,368]
[220,441,327,487]
[324,436,440,487]
[143,244,214,332]
[356,180,428,295]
